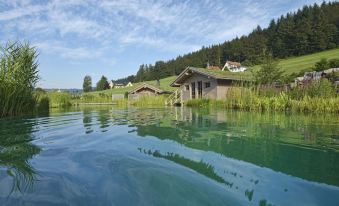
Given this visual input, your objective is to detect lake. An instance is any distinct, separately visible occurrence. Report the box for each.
[0,106,338,206]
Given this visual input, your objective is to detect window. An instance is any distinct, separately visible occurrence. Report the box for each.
[185,85,189,91]
[191,82,195,99]
[205,82,211,88]
[198,81,202,98]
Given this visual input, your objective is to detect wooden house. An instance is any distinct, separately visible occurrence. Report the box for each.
[128,83,169,100]
[167,67,250,105]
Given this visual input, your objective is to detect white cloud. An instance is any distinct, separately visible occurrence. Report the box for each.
[34,41,103,60]
[0,0,325,61]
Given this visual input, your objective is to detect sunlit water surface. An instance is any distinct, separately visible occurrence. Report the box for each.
[0,106,338,206]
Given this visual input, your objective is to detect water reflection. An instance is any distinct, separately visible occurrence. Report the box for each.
[0,106,338,205]
[0,117,41,194]
[116,107,339,186]
[83,108,93,134]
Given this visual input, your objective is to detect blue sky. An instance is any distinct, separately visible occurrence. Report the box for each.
[0,0,324,89]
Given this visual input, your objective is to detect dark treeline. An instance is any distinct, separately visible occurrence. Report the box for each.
[115,2,339,83]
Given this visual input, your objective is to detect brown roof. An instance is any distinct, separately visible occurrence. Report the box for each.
[170,67,251,87]
[207,66,221,71]
[226,61,241,67]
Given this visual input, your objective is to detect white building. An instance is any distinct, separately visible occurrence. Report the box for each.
[109,81,114,89]
[125,82,133,87]
[222,61,247,72]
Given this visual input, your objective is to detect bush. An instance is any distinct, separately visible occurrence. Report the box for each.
[314,58,329,71]
[329,58,339,68]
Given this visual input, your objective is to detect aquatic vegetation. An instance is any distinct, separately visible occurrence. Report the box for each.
[186,85,339,113]
[130,95,167,107]
[45,92,72,108]
[0,41,39,117]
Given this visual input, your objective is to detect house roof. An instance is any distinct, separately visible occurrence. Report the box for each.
[207,66,221,71]
[226,61,241,67]
[128,83,165,94]
[170,66,251,87]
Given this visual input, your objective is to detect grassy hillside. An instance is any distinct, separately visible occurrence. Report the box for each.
[89,76,177,95]
[251,48,339,74]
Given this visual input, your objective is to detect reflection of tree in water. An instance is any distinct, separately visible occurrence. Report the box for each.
[0,118,41,194]
[97,109,110,131]
[110,108,167,126]
[83,108,93,134]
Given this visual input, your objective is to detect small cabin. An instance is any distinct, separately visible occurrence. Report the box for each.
[170,67,249,103]
[128,83,167,100]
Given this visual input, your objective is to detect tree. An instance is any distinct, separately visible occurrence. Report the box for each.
[96,75,109,91]
[83,75,92,92]
[253,52,283,85]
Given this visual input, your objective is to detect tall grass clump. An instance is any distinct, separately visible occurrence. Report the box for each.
[0,41,39,117]
[47,92,72,108]
[131,95,167,107]
[185,82,338,114]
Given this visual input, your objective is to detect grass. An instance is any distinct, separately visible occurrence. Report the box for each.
[251,48,339,75]
[130,95,168,107]
[46,92,72,108]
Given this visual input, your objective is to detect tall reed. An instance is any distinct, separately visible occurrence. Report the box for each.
[46,92,72,108]
[131,95,167,107]
[0,41,39,117]
[186,85,339,113]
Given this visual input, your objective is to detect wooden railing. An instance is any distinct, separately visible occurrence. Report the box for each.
[165,89,183,106]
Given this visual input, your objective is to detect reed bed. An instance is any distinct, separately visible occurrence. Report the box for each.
[186,84,339,113]
[0,42,39,117]
[46,92,72,108]
[130,95,167,107]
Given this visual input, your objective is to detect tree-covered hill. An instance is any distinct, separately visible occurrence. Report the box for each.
[115,2,339,83]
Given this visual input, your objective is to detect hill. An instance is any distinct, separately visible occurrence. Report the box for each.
[251,48,339,74]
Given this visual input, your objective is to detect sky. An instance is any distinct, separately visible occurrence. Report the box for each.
[0,0,324,89]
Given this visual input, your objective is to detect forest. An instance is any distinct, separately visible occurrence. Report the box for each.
[114,2,339,84]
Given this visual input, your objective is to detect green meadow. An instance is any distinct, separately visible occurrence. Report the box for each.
[251,48,339,74]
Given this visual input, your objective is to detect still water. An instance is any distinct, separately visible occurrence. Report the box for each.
[0,106,338,206]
